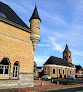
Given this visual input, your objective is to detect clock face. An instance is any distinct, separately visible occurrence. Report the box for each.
[64,53,67,59]
[64,54,66,56]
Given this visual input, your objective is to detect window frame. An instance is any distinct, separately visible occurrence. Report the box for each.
[52,68,55,74]
[67,70,68,75]
[0,64,10,76]
[13,61,19,79]
[70,70,71,75]
[44,67,47,74]
[36,21,40,28]
[59,69,60,74]
[63,69,65,75]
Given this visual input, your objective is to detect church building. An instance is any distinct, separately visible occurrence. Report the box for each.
[0,1,41,88]
[43,44,76,78]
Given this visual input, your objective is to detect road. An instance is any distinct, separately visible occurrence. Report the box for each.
[60,78,83,84]
[44,87,83,92]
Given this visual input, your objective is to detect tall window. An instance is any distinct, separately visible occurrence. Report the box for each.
[67,70,68,75]
[59,69,60,74]
[36,21,40,28]
[52,69,55,74]
[0,57,10,75]
[13,61,19,78]
[70,70,71,75]
[63,70,64,74]
[44,67,47,74]
[73,70,75,76]
[69,54,70,58]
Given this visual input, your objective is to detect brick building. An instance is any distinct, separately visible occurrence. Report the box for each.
[0,1,41,88]
[34,62,44,78]
[75,65,83,78]
[43,44,75,78]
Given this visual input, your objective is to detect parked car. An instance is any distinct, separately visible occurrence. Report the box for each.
[42,75,51,79]
[34,76,36,79]
[67,76,76,80]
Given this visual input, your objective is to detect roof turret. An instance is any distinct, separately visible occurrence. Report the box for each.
[29,6,41,22]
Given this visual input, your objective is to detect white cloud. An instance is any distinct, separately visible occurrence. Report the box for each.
[34,56,49,66]
[39,9,69,28]
[38,44,50,47]
[48,36,63,52]
[72,50,83,56]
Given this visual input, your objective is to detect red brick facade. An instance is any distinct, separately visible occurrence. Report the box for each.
[43,65,75,78]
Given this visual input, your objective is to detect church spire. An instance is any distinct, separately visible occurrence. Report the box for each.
[64,43,70,52]
[63,43,71,63]
[29,5,41,22]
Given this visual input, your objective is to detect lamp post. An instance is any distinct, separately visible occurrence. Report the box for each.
[67,69,68,84]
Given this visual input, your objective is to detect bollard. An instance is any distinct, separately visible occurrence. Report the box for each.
[57,81,59,85]
[51,79,54,83]
[41,81,44,86]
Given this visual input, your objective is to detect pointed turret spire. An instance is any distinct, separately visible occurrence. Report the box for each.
[64,43,70,52]
[29,5,41,22]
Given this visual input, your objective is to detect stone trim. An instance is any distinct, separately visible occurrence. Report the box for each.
[19,72,34,74]
[0,73,34,88]
[0,33,31,45]
[44,64,75,69]
[30,34,40,52]
[0,16,32,33]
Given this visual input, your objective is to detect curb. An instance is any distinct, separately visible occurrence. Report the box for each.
[24,85,83,92]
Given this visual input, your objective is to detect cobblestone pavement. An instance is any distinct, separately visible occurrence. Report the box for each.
[21,84,83,92]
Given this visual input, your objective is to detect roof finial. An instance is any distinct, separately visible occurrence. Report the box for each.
[66,40,67,44]
[29,3,41,22]
[35,3,37,8]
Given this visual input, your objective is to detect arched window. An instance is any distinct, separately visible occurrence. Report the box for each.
[0,57,10,75]
[13,61,19,78]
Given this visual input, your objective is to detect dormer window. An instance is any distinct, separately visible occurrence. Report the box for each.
[0,12,6,18]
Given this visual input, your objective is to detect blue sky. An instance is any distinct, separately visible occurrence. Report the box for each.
[1,0,83,67]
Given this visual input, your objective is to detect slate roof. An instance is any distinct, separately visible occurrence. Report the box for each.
[0,1,31,32]
[44,56,74,67]
[29,6,41,22]
[63,43,70,52]
[37,67,42,69]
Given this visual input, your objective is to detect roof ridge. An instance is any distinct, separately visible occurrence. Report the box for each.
[52,56,63,60]
[0,1,30,29]
[0,1,8,6]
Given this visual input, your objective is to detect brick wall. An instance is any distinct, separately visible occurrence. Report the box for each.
[0,21,34,75]
[44,65,75,78]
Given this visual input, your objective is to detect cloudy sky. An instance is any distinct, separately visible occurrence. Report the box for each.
[1,0,83,67]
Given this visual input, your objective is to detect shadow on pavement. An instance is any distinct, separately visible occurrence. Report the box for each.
[0,88,25,92]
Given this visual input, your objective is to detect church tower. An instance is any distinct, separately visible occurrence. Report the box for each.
[63,44,71,63]
[29,6,41,52]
